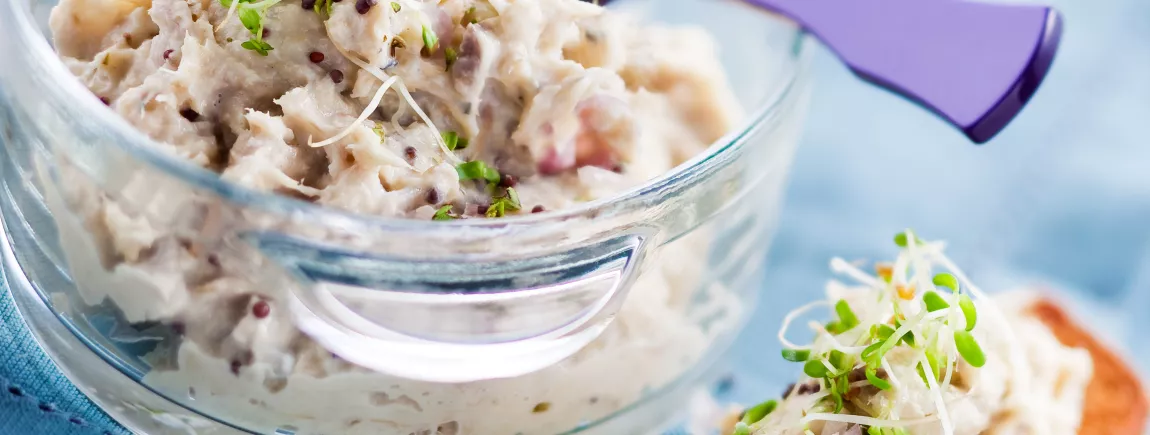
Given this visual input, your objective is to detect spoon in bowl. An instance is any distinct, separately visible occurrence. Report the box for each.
[597,0,1064,144]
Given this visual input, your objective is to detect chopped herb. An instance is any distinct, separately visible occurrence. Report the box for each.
[444,46,458,71]
[442,131,468,151]
[781,349,810,362]
[371,123,386,139]
[390,1,399,11]
[932,272,960,292]
[456,161,500,184]
[461,2,496,24]
[959,295,977,331]
[390,37,406,57]
[922,291,950,312]
[432,205,457,221]
[954,330,986,367]
[463,6,478,24]
[313,0,332,17]
[740,400,777,425]
[486,187,521,218]
[421,25,439,54]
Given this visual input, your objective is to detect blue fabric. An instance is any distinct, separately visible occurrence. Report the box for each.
[2,0,1149,433]
[0,282,124,435]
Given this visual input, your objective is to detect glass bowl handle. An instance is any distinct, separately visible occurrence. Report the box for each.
[241,230,652,383]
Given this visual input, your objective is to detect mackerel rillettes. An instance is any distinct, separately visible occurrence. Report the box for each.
[47,0,748,433]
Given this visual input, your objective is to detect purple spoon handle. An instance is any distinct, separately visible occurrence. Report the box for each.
[745,0,1063,143]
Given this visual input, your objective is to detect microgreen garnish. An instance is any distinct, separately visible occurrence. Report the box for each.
[932,272,959,292]
[781,349,810,362]
[922,291,950,312]
[921,349,943,384]
[802,360,828,378]
[390,1,399,11]
[442,131,468,151]
[432,205,457,221]
[866,367,891,390]
[959,295,977,331]
[861,342,883,362]
[221,0,281,55]
[893,230,924,247]
[893,317,915,346]
[372,123,386,139]
[871,324,896,341]
[731,422,751,435]
[954,330,986,367]
[770,232,1002,433]
[825,299,859,334]
[741,400,778,425]
[827,350,848,373]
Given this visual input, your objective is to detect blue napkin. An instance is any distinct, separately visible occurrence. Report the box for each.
[0,282,127,435]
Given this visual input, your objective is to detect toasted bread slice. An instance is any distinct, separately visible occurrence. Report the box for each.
[1026,298,1149,435]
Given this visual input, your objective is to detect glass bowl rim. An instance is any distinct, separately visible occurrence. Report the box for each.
[7,0,811,233]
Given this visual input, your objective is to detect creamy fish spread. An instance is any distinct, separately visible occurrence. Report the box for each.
[48,0,746,433]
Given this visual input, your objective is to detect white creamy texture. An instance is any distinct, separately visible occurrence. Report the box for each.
[753,290,1092,435]
[47,0,747,433]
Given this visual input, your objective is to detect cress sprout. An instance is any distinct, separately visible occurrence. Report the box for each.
[758,231,1004,435]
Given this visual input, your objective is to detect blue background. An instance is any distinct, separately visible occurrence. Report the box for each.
[3,0,1150,432]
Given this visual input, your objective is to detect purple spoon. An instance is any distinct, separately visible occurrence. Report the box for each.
[596,0,1064,144]
[748,0,1063,143]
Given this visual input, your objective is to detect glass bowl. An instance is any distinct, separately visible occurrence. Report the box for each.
[0,0,813,432]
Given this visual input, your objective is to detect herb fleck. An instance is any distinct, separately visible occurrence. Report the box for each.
[432,205,457,221]
[444,47,457,71]
[421,25,439,55]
